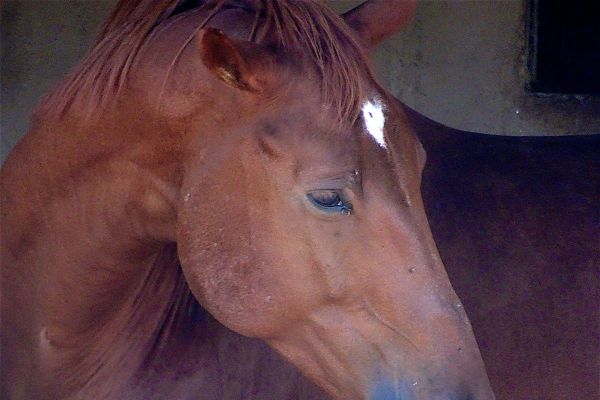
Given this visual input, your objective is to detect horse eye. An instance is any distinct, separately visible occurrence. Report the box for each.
[310,190,341,207]
[307,190,352,215]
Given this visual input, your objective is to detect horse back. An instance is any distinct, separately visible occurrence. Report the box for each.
[411,108,599,400]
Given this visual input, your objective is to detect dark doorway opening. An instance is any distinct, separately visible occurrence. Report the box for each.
[528,0,600,95]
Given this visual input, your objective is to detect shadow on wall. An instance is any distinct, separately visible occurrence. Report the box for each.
[1,1,116,163]
[2,0,599,162]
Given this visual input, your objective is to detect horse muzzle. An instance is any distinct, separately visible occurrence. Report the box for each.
[370,378,495,400]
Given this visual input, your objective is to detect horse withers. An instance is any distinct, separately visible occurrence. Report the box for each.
[0,1,494,399]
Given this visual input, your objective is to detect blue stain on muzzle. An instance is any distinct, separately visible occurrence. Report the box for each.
[370,379,415,400]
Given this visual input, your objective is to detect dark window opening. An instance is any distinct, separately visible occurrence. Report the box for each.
[528,0,600,95]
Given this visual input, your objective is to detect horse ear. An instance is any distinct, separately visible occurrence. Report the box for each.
[343,0,417,49]
[197,28,264,92]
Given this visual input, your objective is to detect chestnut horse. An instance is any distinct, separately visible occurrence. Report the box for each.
[1,1,494,399]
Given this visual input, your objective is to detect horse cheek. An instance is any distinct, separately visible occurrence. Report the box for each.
[177,201,286,338]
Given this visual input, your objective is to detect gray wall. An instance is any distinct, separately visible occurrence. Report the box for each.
[330,0,600,136]
[1,1,115,162]
[2,0,599,162]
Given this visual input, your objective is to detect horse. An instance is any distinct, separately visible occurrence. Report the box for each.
[0,1,495,399]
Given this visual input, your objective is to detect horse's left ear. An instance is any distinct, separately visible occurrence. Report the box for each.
[197,27,267,93]
[343,0,417,49]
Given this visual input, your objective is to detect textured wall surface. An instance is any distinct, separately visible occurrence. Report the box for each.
[1,1,115,162]
[330,0,600,136]
[2,0,599,162]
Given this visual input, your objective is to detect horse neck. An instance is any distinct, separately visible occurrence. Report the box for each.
[0,98,194,396]
[0,9,248,395]
[2,101,181,261]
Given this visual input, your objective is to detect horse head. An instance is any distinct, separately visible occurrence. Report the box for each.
[144,2,495,399]
[4,1,495,399]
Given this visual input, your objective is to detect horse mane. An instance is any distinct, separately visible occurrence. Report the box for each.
[38,0,372,125]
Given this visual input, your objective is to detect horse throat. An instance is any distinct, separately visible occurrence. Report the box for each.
[44,245,198,398]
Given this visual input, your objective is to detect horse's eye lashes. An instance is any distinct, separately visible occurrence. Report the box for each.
[306,190,352,214]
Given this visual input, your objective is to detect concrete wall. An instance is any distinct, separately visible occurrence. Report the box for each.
[329,0,600,136]
[1,1,114,161]
[2,0,599,162]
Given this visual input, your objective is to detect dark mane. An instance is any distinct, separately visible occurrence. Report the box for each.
[38,0,372,125]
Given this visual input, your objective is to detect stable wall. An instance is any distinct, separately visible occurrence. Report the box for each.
[2,0,599,162]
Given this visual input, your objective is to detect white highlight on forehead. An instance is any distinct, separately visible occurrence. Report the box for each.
[362,99,386,148]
